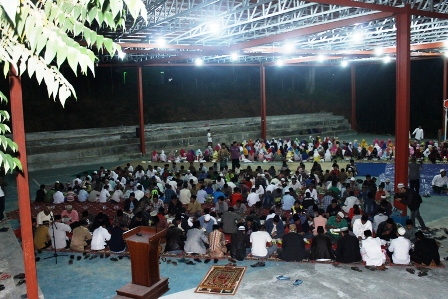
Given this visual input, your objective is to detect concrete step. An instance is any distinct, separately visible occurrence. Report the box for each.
[23,113,354,171]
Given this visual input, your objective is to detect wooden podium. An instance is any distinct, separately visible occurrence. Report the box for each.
[115,226,169,299]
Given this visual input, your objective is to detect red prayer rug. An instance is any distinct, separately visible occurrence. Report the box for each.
[195,265,246,295]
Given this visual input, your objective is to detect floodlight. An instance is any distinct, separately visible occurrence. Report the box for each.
[118,52,126,59]
[341,60,348,67]
[195,58,203,66]
[317,55,325,62]
[276,60,284,66]
[374,47,383,56]
[351,31,363,44]
[156,38,166,47]
[230,53,239,61]
[209,21,221,33]
[383,56,391,63]
[284,42,295,53]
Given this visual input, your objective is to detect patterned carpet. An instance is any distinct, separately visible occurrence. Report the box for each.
[195,265,247,295]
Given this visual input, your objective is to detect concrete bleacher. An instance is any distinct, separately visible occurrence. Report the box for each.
[24,113,354,171]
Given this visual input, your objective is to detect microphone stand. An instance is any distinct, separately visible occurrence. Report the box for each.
[44,214,67,264]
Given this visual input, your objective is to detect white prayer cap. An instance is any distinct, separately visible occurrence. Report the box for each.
[204,214,211,222]
[337,212,345,218]
[350,177,356,181]
[238,226,245,231]
[397,183,405,189]
[440,169,446,173]
[398,227,406,236]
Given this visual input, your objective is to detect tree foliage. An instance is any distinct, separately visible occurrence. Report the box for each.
[0,0,147,173]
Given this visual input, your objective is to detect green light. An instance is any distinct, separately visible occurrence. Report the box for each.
[123,71,127,84]
[160,71,164,74]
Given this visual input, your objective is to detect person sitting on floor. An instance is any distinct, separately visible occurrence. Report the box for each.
[360,230,386,269]
[431,169,448,194]
[230,226,251,261]
[129,211,149,230]
[91,222,111,251]
[373,208,388,233]
[109,223,127,253]
[313,209,327,236]
[48,215,72,250]
[34,220,51,250]
[221,207,239,234]
[61,205,79,228]
[335,227,362,263]
[387,227,411,265]
[208,224,228,262]
[325,212,348,243]
[411,231,441,266]
[352,214,372,240]
[36,205,53,226]
[277,224,309,262]
[250,225,276,267]
[70,220,92,252]
[403,219,418,243]
[310,226,335,261]
[265,214,285,239]
[376,218,398,241]
[165,218,185,255]
[184,220,208,255]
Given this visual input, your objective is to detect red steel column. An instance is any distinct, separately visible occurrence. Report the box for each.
[260,65,267,140]
[137,66,146,154]
[351,65,357,130]
[394,6,411,215]
[9,67,39,299]
[443,58,447,140]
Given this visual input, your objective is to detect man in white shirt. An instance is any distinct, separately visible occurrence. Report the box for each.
[36,206,54,225]
[412,126,424,141]
[431,169,448,193]
[387,227,411,265]
[91,224,111,251]
[134,185,145,201]
[250,225,276,267]
[266,182,276,193]
[373,208,388,233]
[179,183,191,204]
[342,191,360,213]
[360,230,386,268]
[207,129,212,146]
[111,186,124,203]
[53,189,65,204]
[247,188,260,207]
[307,184,318,201]
[99,185,110,203]
[352,215,372,240]
[48,215,71,249]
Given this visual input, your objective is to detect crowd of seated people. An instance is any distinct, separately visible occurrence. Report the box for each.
[30,136,443,267]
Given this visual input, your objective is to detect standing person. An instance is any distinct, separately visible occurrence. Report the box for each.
[207,129,212,147]
[230,141,240,172]
[395,183,428,231]
[408,158,423,194]
[412,126,424,141]
[218,143,230,171]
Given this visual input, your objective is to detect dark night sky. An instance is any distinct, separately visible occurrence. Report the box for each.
[0,58,444,138]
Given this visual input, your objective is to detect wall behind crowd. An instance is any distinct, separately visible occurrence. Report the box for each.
[0,59,443,137]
